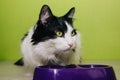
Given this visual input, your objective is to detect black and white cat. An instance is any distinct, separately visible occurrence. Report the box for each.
[15,5,81,71]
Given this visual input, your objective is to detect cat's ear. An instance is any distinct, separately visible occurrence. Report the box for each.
[64,7,75,19]
[39,5,53,24]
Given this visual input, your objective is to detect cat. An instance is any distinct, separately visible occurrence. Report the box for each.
[15,5,81,71]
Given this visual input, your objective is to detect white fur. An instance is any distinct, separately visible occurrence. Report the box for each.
[21,21,81,71]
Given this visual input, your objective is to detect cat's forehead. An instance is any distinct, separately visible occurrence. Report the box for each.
[64,21,73,31]
[53,17,74,31]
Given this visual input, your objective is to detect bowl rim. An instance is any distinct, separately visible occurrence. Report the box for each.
[36,64,112,69]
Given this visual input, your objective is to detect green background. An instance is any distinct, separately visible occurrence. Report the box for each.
[0,0,120,61]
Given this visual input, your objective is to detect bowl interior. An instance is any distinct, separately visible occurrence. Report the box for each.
[38,64,111,69]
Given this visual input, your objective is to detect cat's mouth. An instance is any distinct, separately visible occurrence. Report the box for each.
[64,48,71,51]
[64,47,74,52]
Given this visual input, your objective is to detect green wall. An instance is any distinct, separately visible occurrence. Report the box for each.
[0,0,120,61]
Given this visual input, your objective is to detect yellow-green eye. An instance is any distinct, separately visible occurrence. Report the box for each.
[56,31,63,37]
[71,30,76,37]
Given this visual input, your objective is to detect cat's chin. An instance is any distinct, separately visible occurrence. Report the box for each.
[62,47,74,52]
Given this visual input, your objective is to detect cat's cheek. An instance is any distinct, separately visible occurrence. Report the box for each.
[51,38,69,50]
[54,38,69,51]
[55,43,69,51]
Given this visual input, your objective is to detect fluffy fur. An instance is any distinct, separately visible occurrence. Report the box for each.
[17,5,81,71]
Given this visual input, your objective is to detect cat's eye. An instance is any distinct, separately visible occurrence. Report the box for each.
[56,31,63,37]
[71,30,76,37]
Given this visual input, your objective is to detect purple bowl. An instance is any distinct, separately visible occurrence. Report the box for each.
[33,64,116,80]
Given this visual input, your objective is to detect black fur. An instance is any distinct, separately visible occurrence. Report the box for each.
[31,5,75,45]
[31,17,69,45]
[21,32,28,41]
[14,58,24,66]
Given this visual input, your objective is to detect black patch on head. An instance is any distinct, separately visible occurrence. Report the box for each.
[31,5,75,45]
[31,17,68,45]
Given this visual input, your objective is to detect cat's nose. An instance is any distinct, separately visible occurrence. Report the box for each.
[68,43,73,48]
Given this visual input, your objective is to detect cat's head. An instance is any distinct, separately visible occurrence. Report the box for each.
[32,5,78,52]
